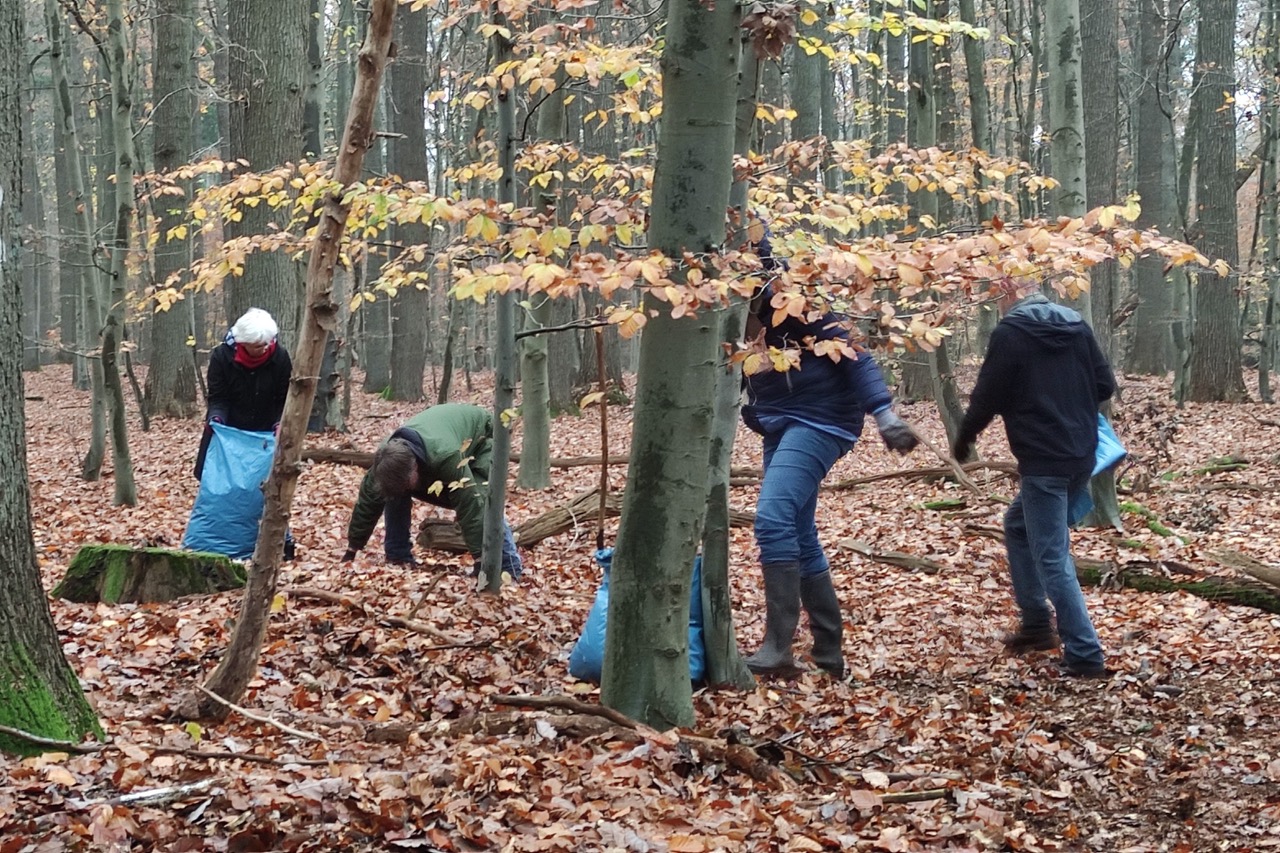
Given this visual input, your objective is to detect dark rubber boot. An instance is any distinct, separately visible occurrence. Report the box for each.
[746,562,806,678]
[800,571,845,678]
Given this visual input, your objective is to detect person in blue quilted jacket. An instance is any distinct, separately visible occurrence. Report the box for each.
[741,238,918,679]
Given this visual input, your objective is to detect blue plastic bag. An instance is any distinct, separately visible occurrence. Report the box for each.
[183,423,276,559]
[1071,414,1128,523]
[568,548,707,684]
[1093,414,1126,476]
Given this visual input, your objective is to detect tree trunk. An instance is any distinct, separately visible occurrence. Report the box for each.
[1080,0,1119,356]
[386,5,429,402]
[958,0,994,225]
[99,0,138,507]
[1260,0,1280,401]
[224,0,307,345]
[145,0,199,418]
[479,16,518,593]
[0,0,101,754]
[601,0,739,730]
[19,90,46,372]
[1187,0,1244,401]
[1126,0,1173,375]
[189,0,396,720]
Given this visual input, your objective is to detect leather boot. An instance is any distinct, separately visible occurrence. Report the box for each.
[800,571,844,678]
[745,562,805,677]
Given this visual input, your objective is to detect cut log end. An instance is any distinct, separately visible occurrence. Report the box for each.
[53,545,247,604]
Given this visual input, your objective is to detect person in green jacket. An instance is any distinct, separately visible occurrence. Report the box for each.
[341,403,522,575]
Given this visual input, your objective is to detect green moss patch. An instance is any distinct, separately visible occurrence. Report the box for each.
[53,544,247,604]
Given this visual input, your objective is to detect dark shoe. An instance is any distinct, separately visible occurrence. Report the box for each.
[388,556,422,569]
[746,562,806,678]
[282,538,297,562]
[1061,660,1115,679]
[1001,624,1060,655]
[800,571,845,678]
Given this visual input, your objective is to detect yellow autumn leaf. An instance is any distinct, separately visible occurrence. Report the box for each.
[580,391,604,408]
[271,593,287,613]
[44,766,77,787]
[669,834,706,853]
[896,263,924,287]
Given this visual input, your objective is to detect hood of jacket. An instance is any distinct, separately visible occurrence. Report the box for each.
[1001,294,1088,350]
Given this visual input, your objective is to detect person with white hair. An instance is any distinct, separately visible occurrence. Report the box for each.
[194,308,293,481]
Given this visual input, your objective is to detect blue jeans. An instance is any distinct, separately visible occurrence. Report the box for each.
[756,424,852,577]
[384,497,522,575]
[1004,473,1104,669]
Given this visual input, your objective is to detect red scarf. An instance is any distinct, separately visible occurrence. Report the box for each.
[234,340,276,369]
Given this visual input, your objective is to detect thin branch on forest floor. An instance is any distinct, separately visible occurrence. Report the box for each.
[198,687,324,742]
[0,723,328,767]
[288,585,471,645]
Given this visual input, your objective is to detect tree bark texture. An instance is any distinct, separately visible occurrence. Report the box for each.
[1126,0,1174,375]
[1080,0,1118,354]
[387,5,430,402]
[958,0,994,224]
[224,0,308,345]
[191,0,397,721]
[145,0,199,418]
[0,0,101,754]
[1187,0,1245,401]
[1045,0,1087,218]
[601,0,740,730]
[480,17,518,592]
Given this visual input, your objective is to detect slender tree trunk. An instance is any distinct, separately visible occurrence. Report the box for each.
[1080,0,1118,354]
[1187,0,1244,401]
[699,36,759,691]
[145,0,199,418]
[189,0,396,720]
[1260,0,1280,401]
[0,0,101,755]
[601,0,740,730]
[479,17,518,593]
[20,91,45,372]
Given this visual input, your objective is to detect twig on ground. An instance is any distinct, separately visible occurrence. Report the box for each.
[289,585,465,644]
[198,687,324,742]
[0,724,103,753]
[880,787,951,804]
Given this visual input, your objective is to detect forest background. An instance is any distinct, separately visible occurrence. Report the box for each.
[0,0,1279,848]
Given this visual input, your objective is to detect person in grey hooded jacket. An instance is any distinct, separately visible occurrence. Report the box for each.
[952,282,1115,678]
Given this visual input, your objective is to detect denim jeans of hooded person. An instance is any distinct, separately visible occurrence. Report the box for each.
[1004,472,1105,670]
[382,496,523,575]
[757,423,854,576]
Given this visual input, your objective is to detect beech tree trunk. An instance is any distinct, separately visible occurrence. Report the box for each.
[601,0,739,729]
[144,0,199,418]
[188,0,396,721]
[0,0,101,754]
[1187,0,1245,401]
[224,0,307,344]
[386,5,429,402]
[1126,0,1174,375]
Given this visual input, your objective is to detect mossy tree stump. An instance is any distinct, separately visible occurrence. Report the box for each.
[53,545,247,604]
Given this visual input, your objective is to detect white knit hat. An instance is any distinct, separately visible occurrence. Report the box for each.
[230,308,278,345]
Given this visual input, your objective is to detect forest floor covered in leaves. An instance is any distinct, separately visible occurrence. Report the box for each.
[6,363,1280,852]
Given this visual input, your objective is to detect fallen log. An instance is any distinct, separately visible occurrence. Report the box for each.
[417,487,755,552]
[839,539,947,575]
[827,461,1018,492]
[1207,548,1280,591]
[960,524,1280,614]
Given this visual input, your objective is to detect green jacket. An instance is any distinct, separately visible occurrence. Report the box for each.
[346,404,494,556]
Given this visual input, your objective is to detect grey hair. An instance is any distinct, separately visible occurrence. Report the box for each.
[371,438,418,498]
[231,308,278,345]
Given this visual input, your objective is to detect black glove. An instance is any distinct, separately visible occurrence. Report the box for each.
[874,408,919,454]
[341,548,357,563]
[951,437,976,463]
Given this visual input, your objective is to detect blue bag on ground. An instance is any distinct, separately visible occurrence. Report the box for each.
[569,548,706,684]
[183,423,275,559]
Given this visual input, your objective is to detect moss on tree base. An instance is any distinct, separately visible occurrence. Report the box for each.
[53,544,247,604]
[0,642,102,756]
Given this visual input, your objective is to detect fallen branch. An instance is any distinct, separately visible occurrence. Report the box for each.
[826,461,1017,492]
[492,694,793,790]
[304,446,761,479]
[0,724,103,753]
[1207,548,1280,590]
[0,723,327,766]
[881,787,951,804]
[418,488,754,552]
[198,687,324,742]
[839,539,947,575]
[288,585,468,645]
[961,525,1280,614]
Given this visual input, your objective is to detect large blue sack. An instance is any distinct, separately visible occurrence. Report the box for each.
[183,423,275,560]
[569,548,706,684]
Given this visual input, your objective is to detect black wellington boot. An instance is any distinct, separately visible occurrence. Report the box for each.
[800,570,845,678]
[745,562,806,678]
